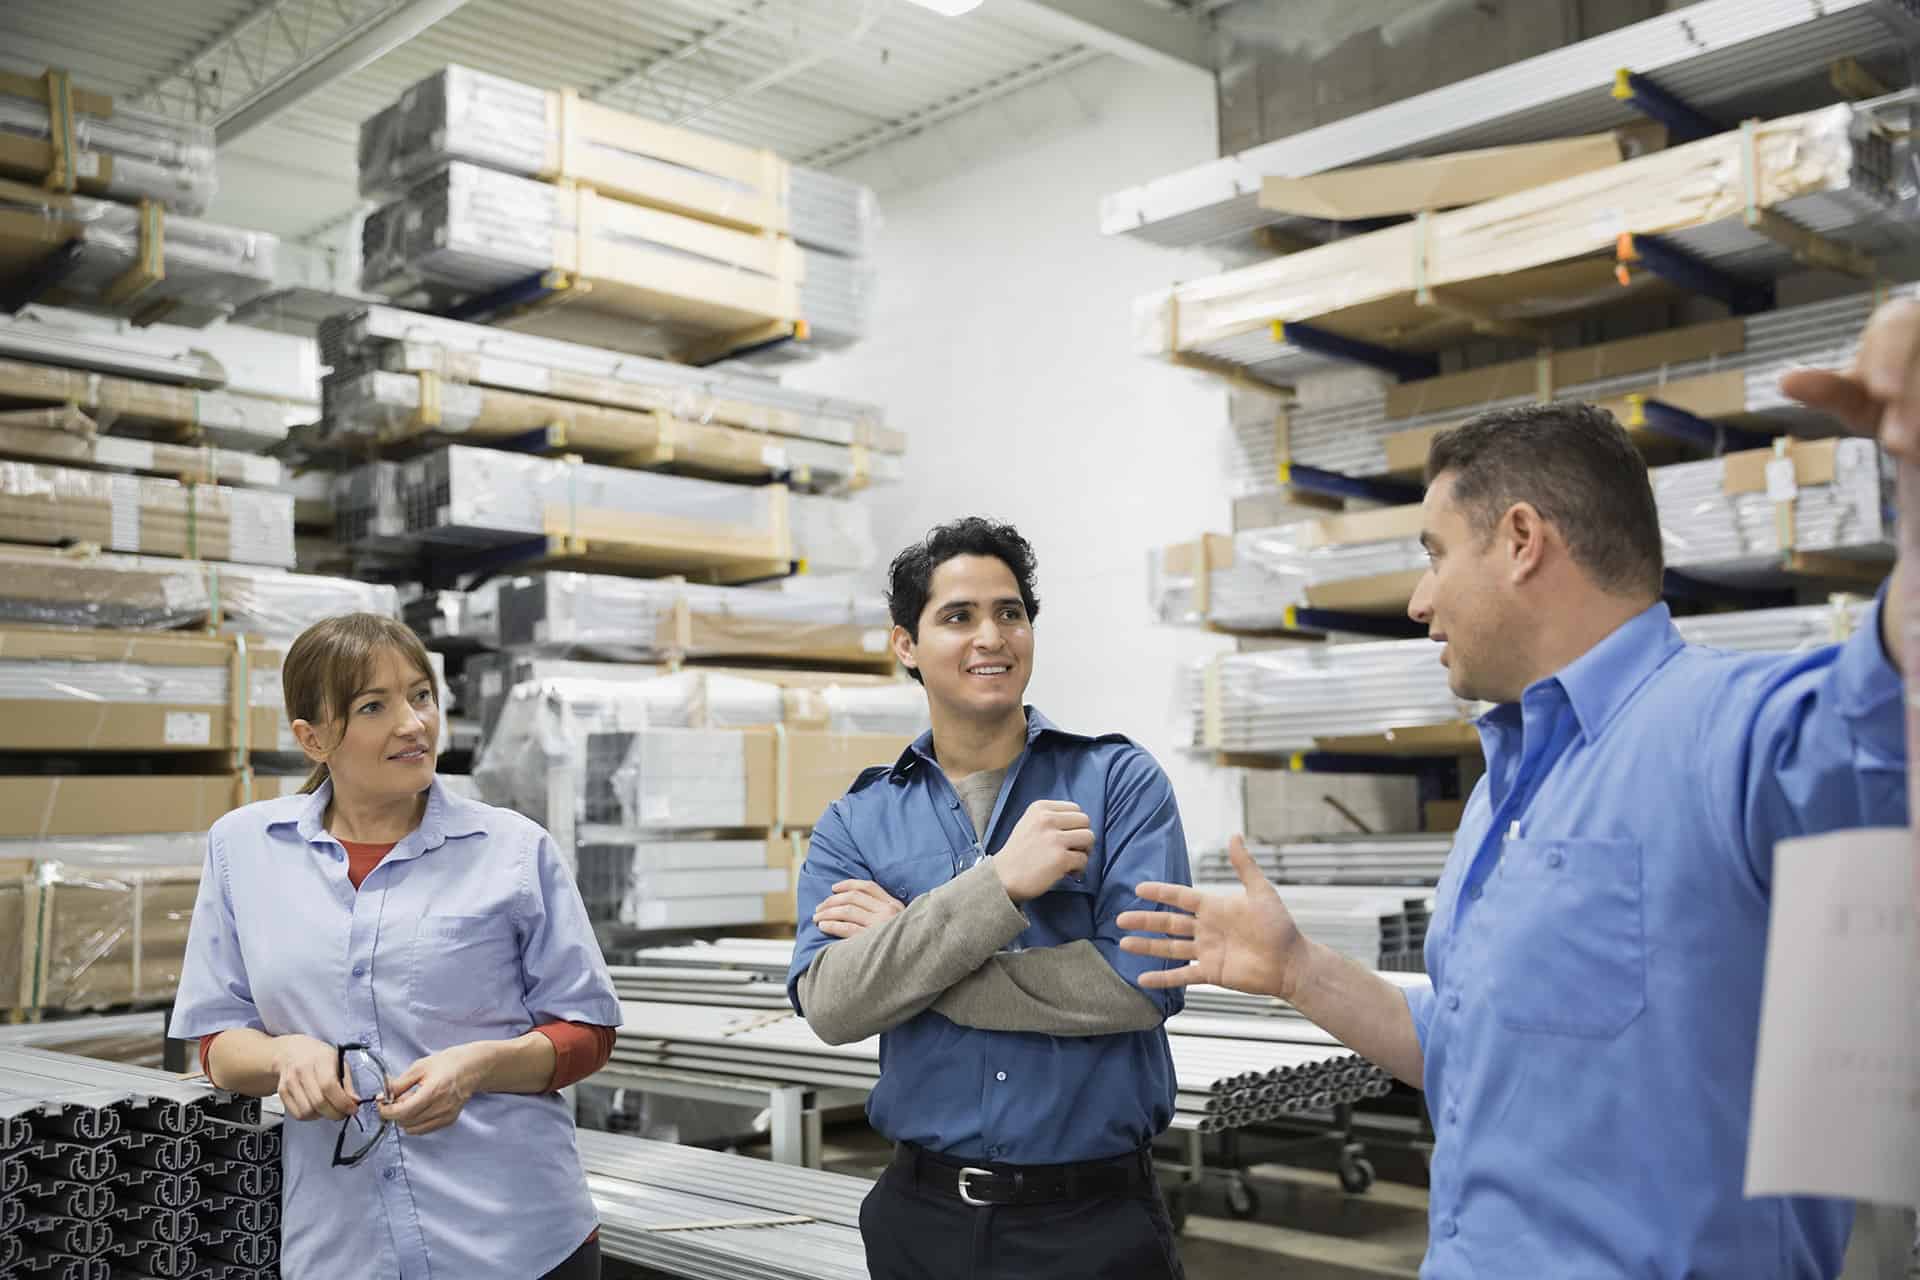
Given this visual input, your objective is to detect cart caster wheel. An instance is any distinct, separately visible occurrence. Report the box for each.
[1225,1176,1260,1219]
[1165,1190,1188,1235]
[1338,1156,1376,1195]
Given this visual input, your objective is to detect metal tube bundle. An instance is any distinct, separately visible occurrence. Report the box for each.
[1266,290,1904,491]
[0,1048,279,1279]
[0,80,216,215]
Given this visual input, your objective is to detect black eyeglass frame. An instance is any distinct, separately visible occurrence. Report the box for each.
[331,1041,393,1168]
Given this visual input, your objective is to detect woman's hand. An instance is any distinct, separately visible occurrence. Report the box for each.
[270,1034,358,1122]
[379,1042,491,1136]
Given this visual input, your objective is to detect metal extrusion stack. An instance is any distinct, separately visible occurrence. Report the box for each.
[0,1048,281,1279]
[1194,835,1454,888]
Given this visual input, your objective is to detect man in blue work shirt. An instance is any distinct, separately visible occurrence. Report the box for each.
[786,516,1192,1280]
[1120,297,1919,1279]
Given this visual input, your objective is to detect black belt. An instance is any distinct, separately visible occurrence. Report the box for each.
[899,1143,1154,1207]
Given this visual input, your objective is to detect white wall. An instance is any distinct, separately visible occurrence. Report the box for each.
[785,56,1242,853]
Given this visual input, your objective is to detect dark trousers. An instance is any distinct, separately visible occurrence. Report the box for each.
[538,1234,601,1280]
[859,1148,1186,1280]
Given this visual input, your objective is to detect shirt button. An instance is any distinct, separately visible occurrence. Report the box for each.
[1468,885,1482,901]
[1546,849,1564,869]
[995,1071,1007,1082]
[1442,1217,1459,1238]
[1445,993,1461,1012]
[352,966,365,978]
[382,1168,396,1181]
[1446,1107,1459,1125]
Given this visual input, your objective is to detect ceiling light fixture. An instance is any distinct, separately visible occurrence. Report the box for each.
[902,0,985,15]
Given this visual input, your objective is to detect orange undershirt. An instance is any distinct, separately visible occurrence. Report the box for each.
[197,838,615,1090]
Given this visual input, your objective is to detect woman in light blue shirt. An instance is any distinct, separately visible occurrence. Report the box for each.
[172,613,623,1280]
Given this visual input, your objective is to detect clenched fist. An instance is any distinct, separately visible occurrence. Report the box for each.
[992,800,1094,903]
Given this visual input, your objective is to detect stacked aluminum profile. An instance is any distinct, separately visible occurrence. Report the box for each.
[1655,437,1891,582]
[1150,527,1427,630]
[795,249,873,352]
[790,168,878,260]
[0,82,216,215]
[461,654,659,739]
[0,1048,280,1279]
[0,545,397,639]
[577,836,796,933]
[1186,884,1431,972]
[0,186,276,329]
[1266,291,1901,490]
[607,939,1409,1134]
[0,312,224,387]
[1184,600,1873,752]
[1163,442,1891,631]
[580,1131,867,1279]
[494,572,889,662]
[1100,0,1920,256]
[1195,835,1454,888]
[317,305,892,449]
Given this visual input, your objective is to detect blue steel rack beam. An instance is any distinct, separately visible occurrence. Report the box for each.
[1278,322,1439,382]
[1637,399,1774,455]
[1619,234,1774,315]
[1285,606,1424,640]
[1279,463,1425,507]
[1610,69,1723,144]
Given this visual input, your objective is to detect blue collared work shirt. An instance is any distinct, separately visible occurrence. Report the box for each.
[786,707,1191,1164]
[170,777,622,1280]
[1408,598,1904,1278]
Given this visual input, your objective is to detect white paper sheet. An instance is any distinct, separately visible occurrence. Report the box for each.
[1745,828,1920,1208]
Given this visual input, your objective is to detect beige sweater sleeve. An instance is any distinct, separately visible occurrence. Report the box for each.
[797,861,1029,1045]
[930,941,1165,1036]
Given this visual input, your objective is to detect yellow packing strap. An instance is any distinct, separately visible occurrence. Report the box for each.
[101,200,165,305]
[42,69,78,194]
[410,370,443,435]
[848,443,870,492]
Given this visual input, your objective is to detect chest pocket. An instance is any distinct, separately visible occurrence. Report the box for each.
[408,914,522,1022]
[1485,838,1645,1038]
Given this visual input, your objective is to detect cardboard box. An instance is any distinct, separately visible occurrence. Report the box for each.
[0,775,246,837]
[781,730,912,828]
[1260,132,1632,221]
[25,860,201,1011]
[0,861,29,1009]
[1424,799,1466,832]
[0,626,288,753]
[1384,365,1755,475]
[1384,317,1749,422]
[1305,569,1426,614]
[1721,436,1846,495]
[1302,503,1425,550]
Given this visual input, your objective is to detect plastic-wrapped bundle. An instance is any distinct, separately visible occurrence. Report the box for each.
[496,571,889,663]
[0,180,276,328]
[789,167,877,258]
[1655,437,1890,582]
[359,163,802,357]
[1184,640,1474,754]
[799,249,872,348]
[576,835,797,930]
[0,459,295,568]
[462,655,660,739]
[358,66,790,235]
[790,492,877,574]
[1150,527,1426,630]
[0,544,396,638]
[1196,836,1453,888]
[0,78,216,214]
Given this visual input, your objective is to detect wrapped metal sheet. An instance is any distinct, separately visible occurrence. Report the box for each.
[578,834,798,931]
[0,181,276,329]
[0,355,291,451]
[0,76,216,215]
[789,166,878,259]
[1138,103,1920,385]
[1102,0,1918,255]
[1269,290,1906,489]
[318,304,898,452]
[0,543,396,638]
[0,459,295,568]
[496,571,890,664]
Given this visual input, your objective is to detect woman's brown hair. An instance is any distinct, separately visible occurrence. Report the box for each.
[282,613,438,794]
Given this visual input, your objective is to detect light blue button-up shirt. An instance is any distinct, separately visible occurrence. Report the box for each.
[1407,597,1904,1278]
[170,777,622,1280]
[787,707,1191,1164]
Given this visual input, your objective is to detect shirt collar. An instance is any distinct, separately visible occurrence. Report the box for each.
[275,775,487,851]
[892,706,1085,777]
[1529,600,1684,740]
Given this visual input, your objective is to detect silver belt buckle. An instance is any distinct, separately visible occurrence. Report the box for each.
[956,1166,995,1207]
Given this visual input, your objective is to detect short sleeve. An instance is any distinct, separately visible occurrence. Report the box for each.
[517,831,623,1027]
[169,831,268,1040]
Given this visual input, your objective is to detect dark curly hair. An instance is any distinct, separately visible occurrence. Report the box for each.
[886,518,1041,685]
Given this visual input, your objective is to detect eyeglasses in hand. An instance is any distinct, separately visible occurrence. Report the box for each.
[332,1042,394,1169]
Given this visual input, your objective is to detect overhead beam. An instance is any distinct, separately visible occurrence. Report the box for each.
[132,0,474,146]
[991,0,1214,78]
